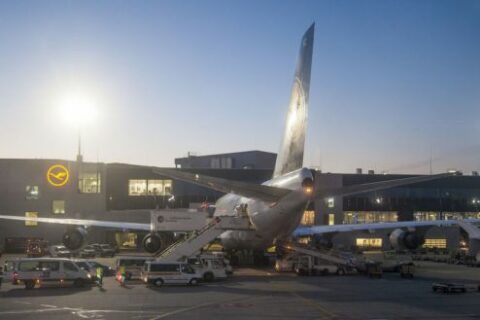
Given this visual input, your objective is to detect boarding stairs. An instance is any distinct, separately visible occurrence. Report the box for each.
[282,244,355,267]
[155,215,250,262]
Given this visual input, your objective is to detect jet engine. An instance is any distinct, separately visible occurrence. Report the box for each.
[62,227,88,251]
[389,228,425,250]
[142,232,175,254]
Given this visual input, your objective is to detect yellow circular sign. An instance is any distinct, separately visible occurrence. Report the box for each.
[46,164,70,187]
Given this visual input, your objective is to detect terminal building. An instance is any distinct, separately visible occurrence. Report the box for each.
[0,151,479,253]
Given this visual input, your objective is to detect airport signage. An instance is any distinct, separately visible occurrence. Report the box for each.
[46,164,70,187]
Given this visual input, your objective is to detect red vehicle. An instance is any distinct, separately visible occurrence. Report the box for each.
[26,239,49,257]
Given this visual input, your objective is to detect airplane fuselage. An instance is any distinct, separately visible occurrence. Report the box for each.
[214,168,313,250]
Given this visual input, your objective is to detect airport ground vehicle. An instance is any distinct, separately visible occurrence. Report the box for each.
[73,260,115,279]
[275,253,299,272]
[432,282,468,293]
[187,255,227,282]
[360,251,412,272]
[399,263,415,278]
[12,258,91,289]
[142,261,201,287]
[365,262,383,278]
[26,239,49,257]
[48,245,72,258]
[294,255,345,276]
[116,256,154,280]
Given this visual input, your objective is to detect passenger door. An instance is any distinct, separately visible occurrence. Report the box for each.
[39,261,61,284]
[3,260,16,282]
[62,261,81,284]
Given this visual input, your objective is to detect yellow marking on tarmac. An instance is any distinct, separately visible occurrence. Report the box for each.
[291,292,337,319]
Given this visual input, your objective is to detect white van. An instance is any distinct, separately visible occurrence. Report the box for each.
[187,256,227,282]
[13,258,91,289]
[116,256,154,280]
[142,261,201,287]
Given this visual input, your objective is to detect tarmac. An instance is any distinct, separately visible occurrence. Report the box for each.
[0,255,479,320]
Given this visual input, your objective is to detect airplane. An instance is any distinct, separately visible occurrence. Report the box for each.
[0,23,478,259]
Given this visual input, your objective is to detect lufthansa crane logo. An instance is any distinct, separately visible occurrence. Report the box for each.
[46,164,70,187]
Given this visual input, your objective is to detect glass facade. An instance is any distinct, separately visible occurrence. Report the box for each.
[328,213,335,225]
[301,210,315,225]
[343,211,398,224]
[356,238,383,248]
[414,211,480,221]
[129,179,172,196]
[52,200,65,214]
[78,172,101,193]
[423,238,447,249]
[25,212,38,226]
[147,180,172,195]
[25,185,39,200]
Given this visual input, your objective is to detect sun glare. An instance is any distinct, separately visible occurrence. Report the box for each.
[58,91,98,127]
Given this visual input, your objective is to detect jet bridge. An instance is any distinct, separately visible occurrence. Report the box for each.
[155,215,251,262]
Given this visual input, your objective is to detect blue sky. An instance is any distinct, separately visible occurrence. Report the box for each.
[0,0,479,174]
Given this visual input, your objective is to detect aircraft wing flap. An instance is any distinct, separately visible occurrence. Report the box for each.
[0,214,152,231]
[153,168,291,203]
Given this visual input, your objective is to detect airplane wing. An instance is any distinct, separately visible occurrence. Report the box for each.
[0,214,152,231]
[293,219,480,237]
[153,168,291,203]
[315,173,453,200]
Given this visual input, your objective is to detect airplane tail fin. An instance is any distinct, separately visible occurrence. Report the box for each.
[273,23,315,178]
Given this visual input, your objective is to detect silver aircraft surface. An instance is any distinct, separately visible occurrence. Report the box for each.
[0,23,478,256]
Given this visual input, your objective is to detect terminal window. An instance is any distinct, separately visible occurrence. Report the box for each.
[129,179,172,196]
[423,238,447,249]
[356,238,383,248]
[344,211,398,224]
[414,212,440,221]
[147,180,173,195]
[78,172,101,193]
[52,200,65,214]
[25,212,38,226]
[25,185,39,200]
[301,210,315,225]
[327,198,334,208]
[328,213,335,225]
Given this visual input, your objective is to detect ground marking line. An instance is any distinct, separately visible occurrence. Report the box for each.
[291,292,337,319]
[148,295,270,320]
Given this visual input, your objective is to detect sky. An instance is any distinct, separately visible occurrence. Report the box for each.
[0,0,479,174]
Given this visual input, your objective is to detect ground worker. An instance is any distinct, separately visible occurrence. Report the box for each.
[96,266,104,287]
[117,265,126,286]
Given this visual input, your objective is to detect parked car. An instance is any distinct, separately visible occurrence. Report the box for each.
[98,244,116,257]
[48,245,72,258]
[79,245,97,258]
[142,261,201,287]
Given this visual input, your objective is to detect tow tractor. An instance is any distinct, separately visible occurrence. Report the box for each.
[431,282,479,294]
